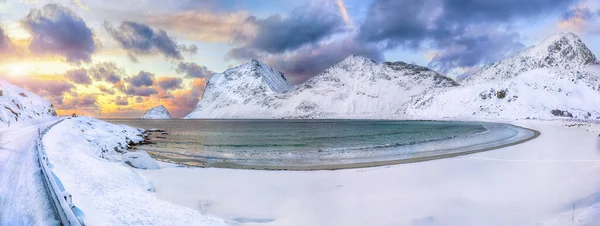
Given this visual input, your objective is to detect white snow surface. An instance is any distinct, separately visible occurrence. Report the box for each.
[407,66,600,119]
[408,32,600,120]
[140,120,600,226]
[42,117,226,225]
[122,150,160,170]
[0,79,57,128]
[140,105,172,119]
[0,119,61,226]
[185,55,457,119]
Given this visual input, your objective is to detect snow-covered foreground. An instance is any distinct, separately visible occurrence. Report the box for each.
[140,120,600,226]
[42,117,227,225]
[0,118,59,225]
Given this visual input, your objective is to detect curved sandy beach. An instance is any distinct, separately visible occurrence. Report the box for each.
[138,120,600,226]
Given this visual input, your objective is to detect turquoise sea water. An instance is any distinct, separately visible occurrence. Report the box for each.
[107,119,536,168]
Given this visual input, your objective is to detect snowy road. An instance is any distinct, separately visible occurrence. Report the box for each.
[0,120,60,225]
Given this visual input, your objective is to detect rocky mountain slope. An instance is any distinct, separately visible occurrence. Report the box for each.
[407,32,600,120]
[0,79,57,127]
[463,32,598,84]
[140,105,172,119]
[184,59,293,119]
[184,56,458,119]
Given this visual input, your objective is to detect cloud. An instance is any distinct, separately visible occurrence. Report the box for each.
[2,75,75,104]
[96,84,115,95]
[128,70,154,87]
[0,27,13,53]
[104,21,196,60]
[21,4,97,64]
[88,62,124,84]
[225,2,379,83]
[65,68,92,85]
[157,76,183,90]
[558,4,600,33]
[125,86,157,96]
[144,11,249,42]
[261,37,383,83]
[357,0,577,71]
[175,62,214,78]
[427,27,526,75]
[61,93,99,111]
[228,3,346,55]
[115,96,128,106]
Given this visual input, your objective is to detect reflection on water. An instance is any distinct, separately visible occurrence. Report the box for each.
[106,119,533,169]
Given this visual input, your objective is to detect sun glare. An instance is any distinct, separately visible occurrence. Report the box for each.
[2,63,34,77]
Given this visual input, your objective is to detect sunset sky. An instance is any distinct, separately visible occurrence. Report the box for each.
[0,0,598,118]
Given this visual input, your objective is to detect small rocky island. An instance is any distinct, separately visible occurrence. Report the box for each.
[140,105,172,119]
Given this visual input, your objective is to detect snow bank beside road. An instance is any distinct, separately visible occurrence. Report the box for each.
[43,117,226,225]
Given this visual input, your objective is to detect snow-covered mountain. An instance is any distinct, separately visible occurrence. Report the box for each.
[0,79,57,127]
[140,105,172,119]
[463,32,598,84]
[184,56,458,119]
[185,32,599,120]
[408,32,600,120]
[184,59,294,119]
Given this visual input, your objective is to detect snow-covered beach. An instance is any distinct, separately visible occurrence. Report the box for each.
[137,119,600,226]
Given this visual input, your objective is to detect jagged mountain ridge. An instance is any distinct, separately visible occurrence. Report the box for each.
[140,105,172,119]
[185,55,458,119]
[408,32,600,119]
[185,32,599,120]
[463,32,599,84]
[0,79,57,127]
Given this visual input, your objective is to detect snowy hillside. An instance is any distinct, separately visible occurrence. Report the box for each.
[140,105,172,119]
[43,117,226,225]
[408,32,600,120]
[185,55,458,119]
[0,79,57,127]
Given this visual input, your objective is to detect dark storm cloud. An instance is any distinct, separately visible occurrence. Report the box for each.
[21,4,97,64]
[157,77,183,90]
[104,21,196,60]
[65,68,92,85]
[88,62,124,84]
[129,71,154,87]
[265,38,383,83]
[357,0,577,73]
[228,3,346,55]
[175,62,214,78]
[427,29,526,74]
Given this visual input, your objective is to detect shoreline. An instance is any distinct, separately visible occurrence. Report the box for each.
[138,122,540,171]
[138,120,600,226]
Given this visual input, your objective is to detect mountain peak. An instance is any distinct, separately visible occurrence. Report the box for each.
[465,32,599,83]
[140,105,172,119]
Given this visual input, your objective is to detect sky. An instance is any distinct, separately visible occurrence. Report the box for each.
[0,0,599,118]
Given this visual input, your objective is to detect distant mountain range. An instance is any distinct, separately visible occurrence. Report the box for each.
[1,32,597,123]
[185,32,600,120]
